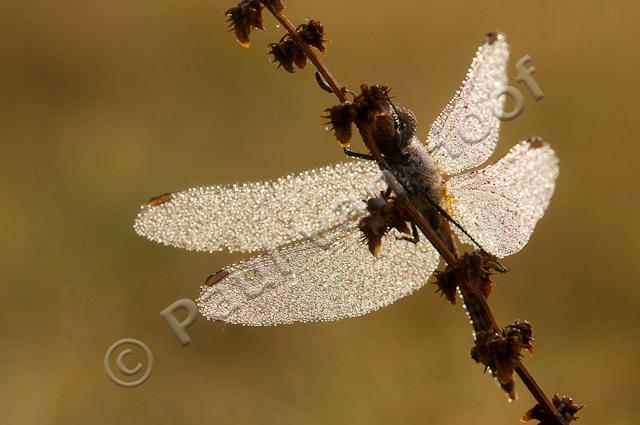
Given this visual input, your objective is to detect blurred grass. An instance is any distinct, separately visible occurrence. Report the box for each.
[1,0,639,424]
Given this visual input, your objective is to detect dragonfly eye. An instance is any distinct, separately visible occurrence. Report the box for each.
[393,105,418,146]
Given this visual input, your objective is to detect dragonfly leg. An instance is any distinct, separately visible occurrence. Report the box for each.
[396,222,420,244]
[343,148,375,161]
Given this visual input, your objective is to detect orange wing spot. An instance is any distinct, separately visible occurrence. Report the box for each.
[148,193,174,206]
[204,269,230,287]
[527,137,545,149]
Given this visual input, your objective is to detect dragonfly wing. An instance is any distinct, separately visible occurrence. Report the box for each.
[426,33,510,176]
[197,223,440,325]
[445,138,559,257]
[134,160,384,253]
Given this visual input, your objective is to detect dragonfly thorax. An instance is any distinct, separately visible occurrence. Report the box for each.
[382,106,444,210]
[387,135,445,226]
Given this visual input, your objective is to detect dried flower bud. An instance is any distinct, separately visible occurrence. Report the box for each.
[355,84,415,156]
[268,20,326,73]
[357,84,391,104]
[477,255,500,297]
[471,330,519,400]
[505,320,534,354]
[359,193,411,256]
[471,321,535,400]
[325,84,396,152]
[432,265,460,305]
[354,84,391,120]
[323,102,357,147]
[522,394,583,424]
[433,251,499,304]
[324,84,419,155]
[225,0,264,48]
[298,20,326,52]
[269,38,307,72]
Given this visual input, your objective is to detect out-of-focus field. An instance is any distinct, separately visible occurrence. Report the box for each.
[1,0,639,424]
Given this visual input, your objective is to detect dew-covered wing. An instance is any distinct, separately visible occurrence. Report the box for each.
[197,223,440,325]
[426,33,509,176]
[134,160,383,253]
[445,138,559,257]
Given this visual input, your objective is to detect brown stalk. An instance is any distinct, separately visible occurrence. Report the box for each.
[260,3,569,424]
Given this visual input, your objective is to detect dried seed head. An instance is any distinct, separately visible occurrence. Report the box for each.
[323,102,357,147]
[298,20,326,52]
[354,85,421,156]
[356,88,392,127]
[433,251,500,304]
[268,20,326,73]
[432,264,460,305]
[522,394,583,424]
[471,330,519,400]
[358,193,411,256]
[354,84,391,121]
[476,253,499,297]
[505,320,534,354]
[471,321,535,400]
[269,38,307,72]
[324,83,409,153]
[225,0,264,47]
[324,84,397,149]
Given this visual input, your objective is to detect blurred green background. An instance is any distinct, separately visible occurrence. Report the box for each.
[1,0,639,424]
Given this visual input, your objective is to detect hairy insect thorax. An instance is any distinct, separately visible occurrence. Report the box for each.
[385,108,445,220]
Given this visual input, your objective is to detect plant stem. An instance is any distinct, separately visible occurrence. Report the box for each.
[263,4,569,424]
[265,7,346,102]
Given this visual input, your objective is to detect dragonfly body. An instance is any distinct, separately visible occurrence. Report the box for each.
[383,107,451,250]
[134,33,560,325]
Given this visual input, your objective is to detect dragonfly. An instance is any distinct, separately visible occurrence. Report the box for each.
[134,33,559,326]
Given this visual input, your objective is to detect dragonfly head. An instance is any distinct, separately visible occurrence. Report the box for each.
[394,106,417,145]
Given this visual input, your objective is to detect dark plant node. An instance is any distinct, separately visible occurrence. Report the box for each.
[358,192,411,256]
[523,394,583,424]
[225,0,264,47]
[471,320,535,399]
[268,21,327,72]
[433,252,500,304]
